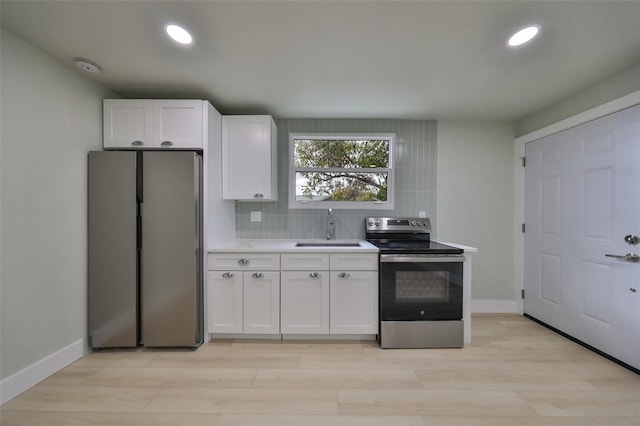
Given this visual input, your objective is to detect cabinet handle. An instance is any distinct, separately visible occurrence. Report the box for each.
[222,272,235,278]
[338,272,351,278]
[252,272,264,278]
[309,272,320,278]
[160,141,174,147]
[131,140,144,146]
[237,258,250,265]
[254,193,264,199]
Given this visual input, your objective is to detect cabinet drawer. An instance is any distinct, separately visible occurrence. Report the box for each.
[330,253,378,270]
[208,253,280,271]
[281,253,330,270]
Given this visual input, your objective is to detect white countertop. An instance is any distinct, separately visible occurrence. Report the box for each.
[208,239,379,253]
[208,239,477,253]
[435,241,478,253]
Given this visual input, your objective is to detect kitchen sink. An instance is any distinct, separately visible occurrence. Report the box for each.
[295,241,362,247]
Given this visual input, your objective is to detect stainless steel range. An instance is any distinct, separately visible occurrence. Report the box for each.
[366,217,465,349]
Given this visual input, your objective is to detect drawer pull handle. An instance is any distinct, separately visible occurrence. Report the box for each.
[237,258,250,265]
[131,140,144,146]
[252,272,264,278]
[309,272,320,278]
[338,272,351,278]
[254,193,264,199]
[222,272,235,278]
[160,140,174,147]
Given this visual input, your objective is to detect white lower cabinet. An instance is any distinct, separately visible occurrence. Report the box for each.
[330,270,378,334]
[209,250,378,338]
[280,253,378,335]
[207,254,280,334]
[280,270,330,334]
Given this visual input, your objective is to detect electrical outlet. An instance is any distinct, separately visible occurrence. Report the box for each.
[418,211,426,218]
[250,211,262,222]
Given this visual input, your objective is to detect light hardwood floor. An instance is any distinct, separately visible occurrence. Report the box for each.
[2,314,639,425]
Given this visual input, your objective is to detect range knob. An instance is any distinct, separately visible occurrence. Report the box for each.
[411,220,417,226]
[368,220,374,226]
[375,220,381,226]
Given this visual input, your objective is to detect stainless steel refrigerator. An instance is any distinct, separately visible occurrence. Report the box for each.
[88,150,203,349]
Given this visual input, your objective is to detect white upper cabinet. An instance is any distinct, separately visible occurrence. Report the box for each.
[103,100,152,148]
[152,100,203,148]
[222,115,278,201]
[103,99,203,149]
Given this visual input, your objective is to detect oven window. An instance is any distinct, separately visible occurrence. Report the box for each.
[379,258,463,321]
[395,271,449,302]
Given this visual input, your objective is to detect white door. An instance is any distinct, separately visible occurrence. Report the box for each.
[207,271,243,333]
[222,116,273,200]
[280,271,330,334]
[153,100,203,148]
[329,271,378,334]
[524,105,640,369]
[103,99,152,149]
[243,271,280,334]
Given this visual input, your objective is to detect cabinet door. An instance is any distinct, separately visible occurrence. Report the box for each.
[330,271,378,334]
[207,271,243,333]
[103,99,152,149]
[243,271,280,334]
[153,100,203,148]
[280,271,329,334]
[222,116,277,200]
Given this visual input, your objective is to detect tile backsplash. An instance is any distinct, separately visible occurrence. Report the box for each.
[235,118,437,239]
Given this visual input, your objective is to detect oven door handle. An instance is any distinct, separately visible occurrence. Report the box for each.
[380,255,465,263]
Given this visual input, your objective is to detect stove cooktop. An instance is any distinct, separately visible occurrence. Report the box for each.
[365,216,463,255]
[366,239,463,255]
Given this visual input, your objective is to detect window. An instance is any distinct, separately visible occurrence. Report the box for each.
[289,133,394,209]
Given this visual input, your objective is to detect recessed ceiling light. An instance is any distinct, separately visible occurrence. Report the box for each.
[507,25,540,47]
[165,24,193,45]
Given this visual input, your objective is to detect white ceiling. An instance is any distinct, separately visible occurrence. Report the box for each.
[2,1,639,121]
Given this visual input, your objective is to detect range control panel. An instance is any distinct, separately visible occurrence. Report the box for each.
[366,217,432,233]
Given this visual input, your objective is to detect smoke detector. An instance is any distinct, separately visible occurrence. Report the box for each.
[75,58,101,73]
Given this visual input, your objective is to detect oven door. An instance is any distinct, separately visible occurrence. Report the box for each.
[379,254,464,321]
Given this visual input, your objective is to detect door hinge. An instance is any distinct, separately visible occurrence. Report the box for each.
[521,289,525,299]
[522,223,525,233]
[521,157,526,167]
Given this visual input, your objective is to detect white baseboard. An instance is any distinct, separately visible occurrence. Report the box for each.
[471,299,518,313]
[0,338,85,405]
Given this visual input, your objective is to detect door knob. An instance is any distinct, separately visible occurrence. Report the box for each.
[624,234,639,245]
[605,253,640,263]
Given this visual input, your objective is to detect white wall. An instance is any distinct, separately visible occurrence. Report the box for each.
[0,29,116,382]
[516,63,640,136]
[437,121,516,306]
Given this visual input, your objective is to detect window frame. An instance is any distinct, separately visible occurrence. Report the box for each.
[288,132,395,210]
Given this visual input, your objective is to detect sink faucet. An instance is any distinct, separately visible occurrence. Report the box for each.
[326,208,336,240]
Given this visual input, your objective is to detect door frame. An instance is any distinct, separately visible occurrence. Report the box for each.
[513,90,640,314]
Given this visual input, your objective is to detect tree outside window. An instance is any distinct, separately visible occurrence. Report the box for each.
[289,134,394,209]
